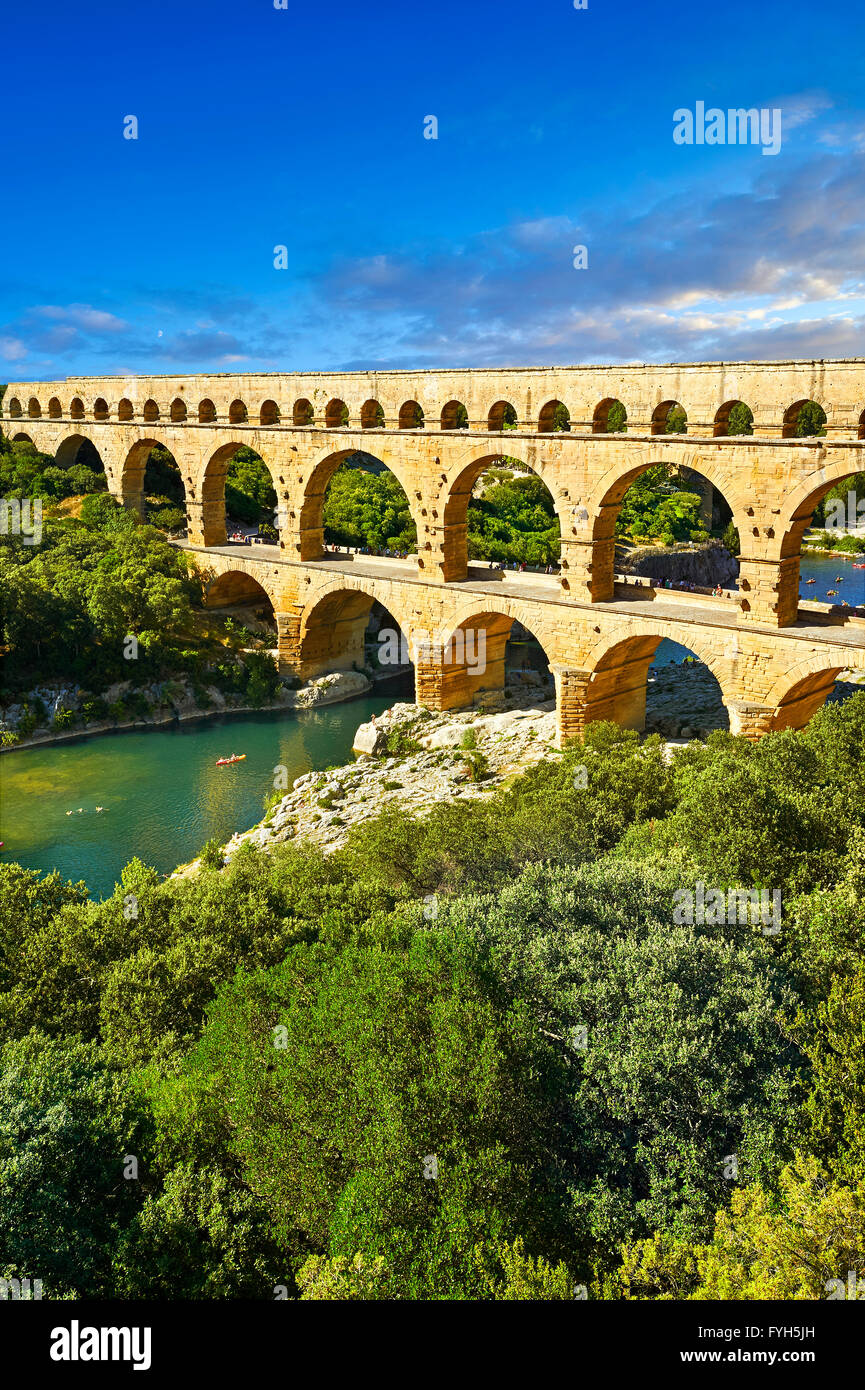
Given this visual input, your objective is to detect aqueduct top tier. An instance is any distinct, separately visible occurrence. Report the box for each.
[6,359,865,437]
[5,358,865,628]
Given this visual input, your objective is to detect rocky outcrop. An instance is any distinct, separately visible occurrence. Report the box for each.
[645,662,729,739]
[623,541,739,588]
[173,659,865,878]
[207,688,561,869]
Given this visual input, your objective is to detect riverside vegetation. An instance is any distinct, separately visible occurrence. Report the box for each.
[0,698,863,1299]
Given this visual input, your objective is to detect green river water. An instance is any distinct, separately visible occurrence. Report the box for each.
[0,696,394,899]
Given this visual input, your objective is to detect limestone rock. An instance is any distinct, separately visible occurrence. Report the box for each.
[353,721,386,755]
[624,541,739,589]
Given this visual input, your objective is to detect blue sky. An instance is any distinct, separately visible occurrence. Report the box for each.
[1,0,863,377]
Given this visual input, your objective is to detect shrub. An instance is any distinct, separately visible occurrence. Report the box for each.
[199,839,225,870]
[79,493,122,528]
[81,698,109,722]
[127,691,151,719]
[17,708,39,737]
[150,506,185,532]
[383,728,422,757]
[461,749,490,782]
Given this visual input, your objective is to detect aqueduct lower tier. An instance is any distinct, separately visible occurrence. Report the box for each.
[5,359,865,628]
[189,543,865,745]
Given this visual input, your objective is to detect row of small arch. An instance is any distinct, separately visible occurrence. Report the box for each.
[7,393,864,438]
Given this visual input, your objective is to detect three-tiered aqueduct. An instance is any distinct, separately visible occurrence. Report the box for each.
[5,360,865,743]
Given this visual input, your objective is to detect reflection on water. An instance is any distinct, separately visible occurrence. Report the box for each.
[0,697,393,900]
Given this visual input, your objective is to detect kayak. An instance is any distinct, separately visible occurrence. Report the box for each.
[215,754,246,766]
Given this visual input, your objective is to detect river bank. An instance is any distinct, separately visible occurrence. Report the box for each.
[5,656,863,898]
[0,670,375,754]
[186,658,865,874]
[0,690,397,897]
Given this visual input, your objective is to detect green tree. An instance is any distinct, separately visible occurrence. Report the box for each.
[165,935,571,1295]
[795,401,827,437]
[323,464,417,551]
[0,1033,148,1297]
[726,402,753,436]
[616,1155,865,1300]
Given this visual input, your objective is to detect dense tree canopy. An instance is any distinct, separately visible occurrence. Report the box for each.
[1,697,863,1297]
[323,461,417,552]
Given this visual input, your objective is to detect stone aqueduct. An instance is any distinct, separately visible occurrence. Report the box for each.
[5,360,865,743]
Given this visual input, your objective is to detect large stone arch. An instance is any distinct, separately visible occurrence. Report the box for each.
[763,658,852,732]
[779,456,865,541]
[425,597,559,711]
[203,566,278,613]
[582,446,747,603]
[53,431,108,474]
[119,437,186,517]
[294,444,422,563]
[575,627,731,734]
[195,438,280,548]
[770,455,865,621]
[295,577,414,681]
[439,450,568,582]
